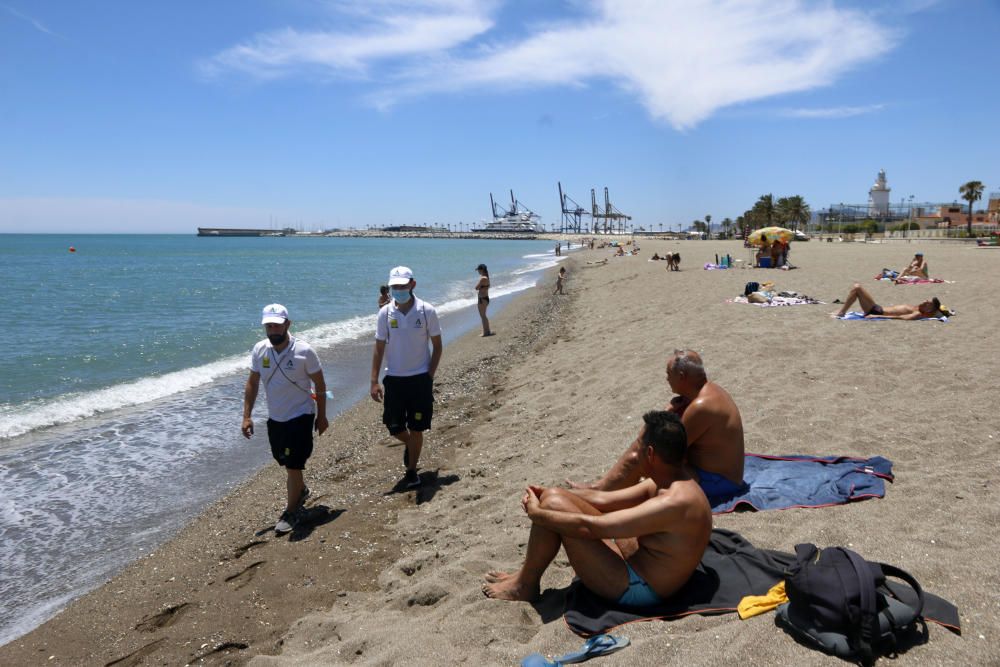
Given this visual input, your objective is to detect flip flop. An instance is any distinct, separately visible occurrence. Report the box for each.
[554,634,630,664]
[521,653,558,667]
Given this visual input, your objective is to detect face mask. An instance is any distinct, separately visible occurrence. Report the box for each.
[267,332,288,346]
[391,288,412,303]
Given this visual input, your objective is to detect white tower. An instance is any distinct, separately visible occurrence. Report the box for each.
[868,169,891,217]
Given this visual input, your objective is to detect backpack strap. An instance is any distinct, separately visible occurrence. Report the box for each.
[879,563,925,617]
[842,548,878,663]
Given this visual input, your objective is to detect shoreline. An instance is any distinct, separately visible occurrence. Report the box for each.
[4,240,999,665]
[0,255,578,665]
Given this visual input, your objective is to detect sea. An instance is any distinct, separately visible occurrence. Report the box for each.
[0,233,567,646]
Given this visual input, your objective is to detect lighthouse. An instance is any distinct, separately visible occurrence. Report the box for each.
[868,169,891,217]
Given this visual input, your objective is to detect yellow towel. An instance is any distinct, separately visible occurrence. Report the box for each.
[737,580,787,619]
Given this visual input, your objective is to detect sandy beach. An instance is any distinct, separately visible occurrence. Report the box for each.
[2,238,998,666]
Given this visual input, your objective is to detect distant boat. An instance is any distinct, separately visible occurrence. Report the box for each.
[474,191,544,233]
[197,227,292,237]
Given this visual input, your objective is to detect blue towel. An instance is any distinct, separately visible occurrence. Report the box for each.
[839,311,948,322]
[711,454,893,514]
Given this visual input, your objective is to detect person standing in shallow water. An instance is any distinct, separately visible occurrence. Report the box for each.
[475,264,492,337]
[378,285,390,309]
[242,304,328,534]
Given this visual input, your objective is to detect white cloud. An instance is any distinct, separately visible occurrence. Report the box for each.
[1,3,57,36]
[203,0,900,129]
[782,104,886,119]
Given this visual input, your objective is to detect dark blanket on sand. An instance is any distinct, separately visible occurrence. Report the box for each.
[563,529,961,638]
[710,454,893,514]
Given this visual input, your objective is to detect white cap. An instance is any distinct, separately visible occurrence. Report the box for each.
[388,266,414,286]
[261,303,289,325]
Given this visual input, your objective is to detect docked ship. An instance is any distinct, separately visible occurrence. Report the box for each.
[473,191,544,233]
[197,227,295,237]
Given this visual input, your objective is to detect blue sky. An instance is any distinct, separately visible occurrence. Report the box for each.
[1,0,997,233]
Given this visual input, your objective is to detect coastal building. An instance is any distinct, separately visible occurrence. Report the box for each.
[867,169,891,217]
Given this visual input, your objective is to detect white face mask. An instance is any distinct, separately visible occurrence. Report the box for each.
[391,288,412,303]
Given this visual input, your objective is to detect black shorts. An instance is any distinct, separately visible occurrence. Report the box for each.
[266,413,315,469]
[865,304,885,316]
[382,373,434,435]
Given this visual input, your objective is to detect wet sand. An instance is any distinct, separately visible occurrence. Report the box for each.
[2,239,998,666]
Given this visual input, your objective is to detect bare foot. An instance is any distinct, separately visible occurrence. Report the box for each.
[482,571,539,601]
[829,311,845,319]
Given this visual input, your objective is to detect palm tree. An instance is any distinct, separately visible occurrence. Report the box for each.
[704,214,712,238]
[753,194,775,227]
[721,217,733,238]
[959,180,985,236]
[780,195,811,231]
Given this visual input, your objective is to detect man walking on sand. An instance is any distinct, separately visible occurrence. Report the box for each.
[371,266,443,488]
[484,411,711,607]
[243,304,328,534]
[569,349,745,501]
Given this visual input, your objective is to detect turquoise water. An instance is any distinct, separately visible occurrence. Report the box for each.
[0,233,563,645]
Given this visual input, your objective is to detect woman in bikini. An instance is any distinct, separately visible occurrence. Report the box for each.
[475,264,492,336]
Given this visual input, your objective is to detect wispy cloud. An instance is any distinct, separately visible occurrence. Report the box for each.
[203,0,901,129]
[782,104,886,119]
[2,3,56,36]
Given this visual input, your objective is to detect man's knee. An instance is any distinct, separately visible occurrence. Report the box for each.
[851,282,862,291]
[539,487,574,511]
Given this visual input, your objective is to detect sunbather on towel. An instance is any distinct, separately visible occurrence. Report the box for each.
[483,411,712,606]
[568,350,745,496]
[832,283,942,320]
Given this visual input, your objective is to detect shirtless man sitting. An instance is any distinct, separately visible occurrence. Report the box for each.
[832,283,942,320]
[895,252,928,282]
[569,350,745,499]
[483,411,711,607]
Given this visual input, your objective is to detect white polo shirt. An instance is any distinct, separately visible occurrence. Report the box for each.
[375,296,441,377]
[249,336,322,422]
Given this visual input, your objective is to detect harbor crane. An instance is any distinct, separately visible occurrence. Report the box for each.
[557,182,592,234]
[591,187,632,234]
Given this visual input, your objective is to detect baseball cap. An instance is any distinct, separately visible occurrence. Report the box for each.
[915,252,923,256]
[261,303,289,325]
[388,266,414,286]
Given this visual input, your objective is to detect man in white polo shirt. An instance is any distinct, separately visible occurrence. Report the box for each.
[243,304,328,534]
[370,267,443,488]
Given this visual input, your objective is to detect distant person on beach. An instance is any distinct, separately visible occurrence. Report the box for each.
[475,263,492,337]
[483,410,711,606]
[554,266,566,294]
[670,252,681,271]
[242,304,328,534]
[895,252,929,282]
[832,283,943,319]
[569,350,745,500]
[555,243,562,257]
[378,285,390,309]
[370,266,443,489]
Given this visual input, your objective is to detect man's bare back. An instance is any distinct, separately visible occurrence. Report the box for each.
[682,381,744,485]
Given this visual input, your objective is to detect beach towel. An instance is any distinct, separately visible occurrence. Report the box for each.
[710,454,893,514]
[563,529,961,638]
[875,273,947,284]
[837,311,948,322]
[729,295,823,307]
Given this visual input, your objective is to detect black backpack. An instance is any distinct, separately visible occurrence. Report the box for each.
[776,544,925,665]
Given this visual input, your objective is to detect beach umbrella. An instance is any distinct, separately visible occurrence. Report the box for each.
[747,227,794,246]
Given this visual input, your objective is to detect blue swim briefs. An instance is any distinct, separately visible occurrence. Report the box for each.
[617,562,664,608]
[693,466,746,499]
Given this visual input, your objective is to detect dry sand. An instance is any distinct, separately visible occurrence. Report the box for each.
[2,239,998,666]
